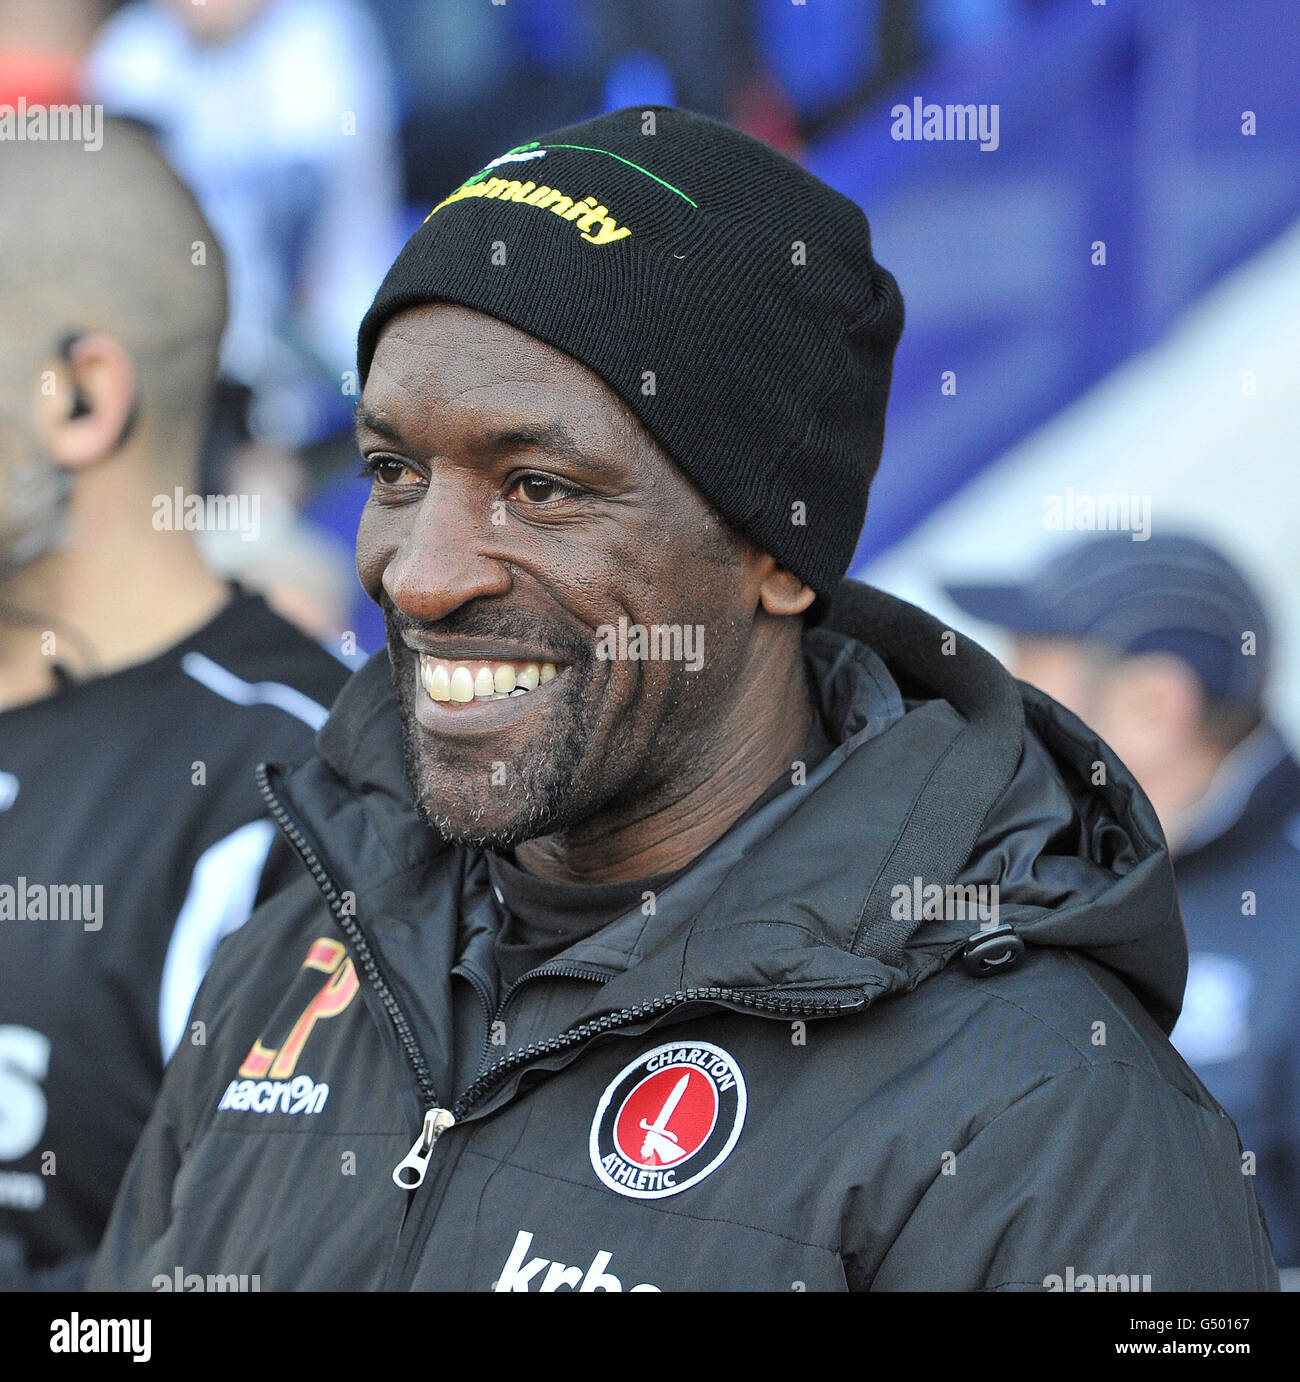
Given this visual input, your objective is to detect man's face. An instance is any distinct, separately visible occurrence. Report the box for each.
[159,0,272,43]
[1011,635,1207,794]
[1010,635,1149,772]
[0,362,69,577]
[355,303,770,850]
[0,408,31,560]
[1008,638,1103,725]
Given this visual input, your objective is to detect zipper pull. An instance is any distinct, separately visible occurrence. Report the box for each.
[392,1108,455,1189]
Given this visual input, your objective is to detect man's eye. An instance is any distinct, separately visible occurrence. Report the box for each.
[360,456,420,485]
[508,474,573,504]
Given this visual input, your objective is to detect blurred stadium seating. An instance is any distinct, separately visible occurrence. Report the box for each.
[5,0,1295,660]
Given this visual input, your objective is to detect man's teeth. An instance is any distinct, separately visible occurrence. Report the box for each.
[420,657,558,703]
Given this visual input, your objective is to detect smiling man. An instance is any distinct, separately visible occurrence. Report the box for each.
[93,107,1276,1292]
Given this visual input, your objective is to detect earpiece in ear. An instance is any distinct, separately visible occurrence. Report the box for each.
[57,332,92,420]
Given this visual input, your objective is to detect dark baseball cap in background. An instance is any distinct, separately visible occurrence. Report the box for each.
[944,533,1271,706]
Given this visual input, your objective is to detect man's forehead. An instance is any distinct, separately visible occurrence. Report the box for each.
[357,364,578,422]
[372,301,567,369]
[360,312,648,446]
[353,381,620,448]
[357,398,564,447]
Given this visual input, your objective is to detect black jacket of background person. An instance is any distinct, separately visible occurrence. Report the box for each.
[91,581,1278,1291]
[0,587,350,1287]
[1169,725,1300,1268]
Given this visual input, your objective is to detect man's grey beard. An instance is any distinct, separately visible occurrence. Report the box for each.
[382,599,722,854]
[391,644,600,852]
[1,454,74,578]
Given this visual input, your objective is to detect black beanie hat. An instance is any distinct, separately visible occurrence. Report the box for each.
[357,105,904,606]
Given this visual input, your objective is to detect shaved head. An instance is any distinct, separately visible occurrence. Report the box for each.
[0,119,227,465]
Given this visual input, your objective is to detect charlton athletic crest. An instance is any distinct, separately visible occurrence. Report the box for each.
[589,1041,747,1199]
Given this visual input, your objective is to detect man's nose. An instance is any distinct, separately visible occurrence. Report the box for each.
[382,482,513,623]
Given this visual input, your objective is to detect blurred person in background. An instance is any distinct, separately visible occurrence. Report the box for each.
[0,0,103,106]
[947,532,1300,1270]
[0,121,350,1289]
[368,0,757,209]
[366,0,924,211]
[86,0,404,487]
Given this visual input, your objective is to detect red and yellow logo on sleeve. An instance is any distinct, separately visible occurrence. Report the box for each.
[238,937,359,1080]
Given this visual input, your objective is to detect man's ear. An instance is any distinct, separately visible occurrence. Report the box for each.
[34,333,136,470]
[759,564,816,617]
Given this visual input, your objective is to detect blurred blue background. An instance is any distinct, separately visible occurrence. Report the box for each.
[7,0,1296,692]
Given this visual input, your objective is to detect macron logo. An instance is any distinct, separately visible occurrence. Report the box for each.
[494,1229,661,1292]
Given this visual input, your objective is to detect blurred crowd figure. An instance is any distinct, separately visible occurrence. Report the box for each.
[947,534,1300,1271]
[0,121,350,1287]
[88,0,404,457]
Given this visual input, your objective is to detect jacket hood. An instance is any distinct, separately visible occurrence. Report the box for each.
[274,579,1186,1036]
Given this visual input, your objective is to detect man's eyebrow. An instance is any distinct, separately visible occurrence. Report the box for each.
[483,421,609,474]
[353,403,404,443]
[353,408,613,476]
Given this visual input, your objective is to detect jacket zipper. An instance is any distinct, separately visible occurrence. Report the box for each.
[259,764,860,1196]
[388,982,854,1290]
[463,958,615,1085]
[394,983,850,1197]
[456,982,847,1115]
[256,763,456,1185]
[456,964,499,1085]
